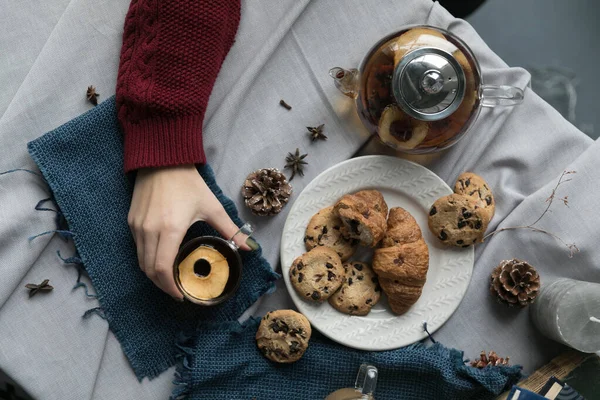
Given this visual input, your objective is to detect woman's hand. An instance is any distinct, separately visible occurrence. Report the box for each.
[128,165,251,300]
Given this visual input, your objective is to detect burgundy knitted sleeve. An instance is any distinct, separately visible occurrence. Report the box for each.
[116,0,241,172]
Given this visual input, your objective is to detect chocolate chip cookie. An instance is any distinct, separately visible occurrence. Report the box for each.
[304,206,359,261]
[328,262,382,316]
[428,193,490,247]
[289,247,344,302]
[256,310,312,363]
[454,172,495,221]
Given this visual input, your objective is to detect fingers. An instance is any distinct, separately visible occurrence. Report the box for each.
[142,226,159,285]
[130,213,184,299]
[205,209,251,251]
[128,184,150,271]
[140,222,186,300]
[135,234,146,272]
[128,214,146,272]
[194,172,254,251]
[154,228,187,300]
[127,163,257,304]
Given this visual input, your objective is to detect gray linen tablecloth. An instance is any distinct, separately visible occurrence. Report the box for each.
[1,1,599,399]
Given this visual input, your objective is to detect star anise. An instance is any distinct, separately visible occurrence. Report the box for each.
[87,85,99,106]
[285,148,308,181]
[307,124,327,141]
[25,279,54,298]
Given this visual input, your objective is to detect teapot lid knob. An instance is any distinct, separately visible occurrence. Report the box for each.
[392,47,466,121]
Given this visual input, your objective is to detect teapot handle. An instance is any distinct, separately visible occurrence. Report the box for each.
[480,84,525,107]
[354,364,378,399]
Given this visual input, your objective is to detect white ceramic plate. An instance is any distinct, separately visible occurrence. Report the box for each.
[280,155,474,350]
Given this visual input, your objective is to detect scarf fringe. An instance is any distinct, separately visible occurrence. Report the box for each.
[83,307,107,320]
[0,168,42,178]
[57,250,98,298]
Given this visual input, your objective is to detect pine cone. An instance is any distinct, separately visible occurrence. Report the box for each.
[490,259,540,307]
[470,351,510,368]
[242,168,292,216]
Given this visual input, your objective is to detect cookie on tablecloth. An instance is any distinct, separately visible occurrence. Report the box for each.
[304,206,359,261]
[328,262,381,316]
[256,310,312,363]
[289,247,344,302]
[428,193,489,247]
[454,172,495,221]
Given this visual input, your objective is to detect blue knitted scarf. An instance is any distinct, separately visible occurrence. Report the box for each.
[172,319,521,400]
[27,97,279,380]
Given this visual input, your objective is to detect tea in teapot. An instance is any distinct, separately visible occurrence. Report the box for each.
[330,25,524,152]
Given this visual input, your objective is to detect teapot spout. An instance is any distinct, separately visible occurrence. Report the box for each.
[329,67,360,98]
[355,364,377,398]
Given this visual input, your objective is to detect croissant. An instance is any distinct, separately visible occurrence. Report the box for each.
[334,190,388,247]
[372,207,429,315]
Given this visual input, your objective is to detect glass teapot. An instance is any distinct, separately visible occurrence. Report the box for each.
[329,25,525,152]
[325,364,378,400]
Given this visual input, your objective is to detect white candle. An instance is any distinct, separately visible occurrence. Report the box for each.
[530,278,600,353]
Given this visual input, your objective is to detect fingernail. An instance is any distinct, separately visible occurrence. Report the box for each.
[173,296,184,302]
[246,237,260,251]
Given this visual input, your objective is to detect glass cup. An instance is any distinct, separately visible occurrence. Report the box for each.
[173,223,253,306]
[530,278,600,353]
[325,364,378,400]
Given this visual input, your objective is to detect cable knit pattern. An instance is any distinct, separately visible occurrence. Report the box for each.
[116,0,241,172]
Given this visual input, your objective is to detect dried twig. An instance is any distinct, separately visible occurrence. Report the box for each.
[279,99,292,110]
[483,170,579,257]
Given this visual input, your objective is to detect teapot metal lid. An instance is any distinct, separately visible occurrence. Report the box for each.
[392,47,466,121]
